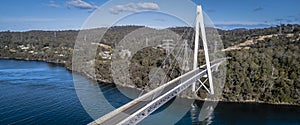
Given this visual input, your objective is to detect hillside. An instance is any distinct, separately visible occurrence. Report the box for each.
[0,24,299,105]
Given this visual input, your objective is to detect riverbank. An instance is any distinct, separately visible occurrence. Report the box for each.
[1,57,298,106]
[0,56,71,70]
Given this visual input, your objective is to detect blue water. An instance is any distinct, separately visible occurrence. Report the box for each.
[0,59,299,125]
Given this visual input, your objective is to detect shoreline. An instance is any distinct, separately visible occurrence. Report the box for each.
[1,57,299,106]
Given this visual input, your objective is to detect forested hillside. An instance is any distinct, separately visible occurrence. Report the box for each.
[224,33,300,104]
[0,24,299,105]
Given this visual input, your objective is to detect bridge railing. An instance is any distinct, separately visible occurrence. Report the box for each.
[89,58,226,125]
[117,67,208,124]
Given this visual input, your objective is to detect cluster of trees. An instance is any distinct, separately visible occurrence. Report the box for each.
[223,26,300,104]
[0,30,77,68]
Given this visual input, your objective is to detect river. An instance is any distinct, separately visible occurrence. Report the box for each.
[0,59,299,125]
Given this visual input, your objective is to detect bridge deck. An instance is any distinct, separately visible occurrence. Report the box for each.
[89,58,225,125]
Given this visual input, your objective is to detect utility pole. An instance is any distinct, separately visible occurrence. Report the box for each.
[279,22,282,35]
[163,39,173,64]
[182,39,190,71]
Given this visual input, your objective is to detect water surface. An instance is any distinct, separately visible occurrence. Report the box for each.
[0,59,299,125]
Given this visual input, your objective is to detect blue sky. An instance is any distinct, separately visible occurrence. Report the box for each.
[0,0,299,31]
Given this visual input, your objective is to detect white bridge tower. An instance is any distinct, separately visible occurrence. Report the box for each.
[193,5,214,95]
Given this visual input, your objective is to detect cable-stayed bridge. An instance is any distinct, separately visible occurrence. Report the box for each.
[89,58,225,125]
[89,5,226,125]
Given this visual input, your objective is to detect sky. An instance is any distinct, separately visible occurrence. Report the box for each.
[0,0,299,31]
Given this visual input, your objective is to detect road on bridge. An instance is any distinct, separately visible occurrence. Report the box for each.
[89,58,226,125]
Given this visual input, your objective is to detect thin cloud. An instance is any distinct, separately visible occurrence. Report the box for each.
[207,9,216,13]
[214,20,277,29]
[48,1,60,8]
[137,2,159,10]
[253,6,263,12]
[154,18,165,22]
[288,15,295,18]
[215,20,267,25]
[294,14,300,21]
[109,2,160,15]
[274,18,298,23]
[0,17,71,22]
[215,23,272,30]
[286,19,293,23]
[275,18,284,22]
[66,0,97,10]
